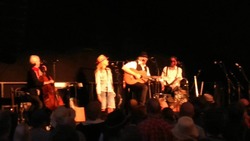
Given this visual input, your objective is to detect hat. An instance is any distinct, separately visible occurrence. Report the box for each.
[138,51,148,58]
[96,54,108,64]
[203,93,215,103]
[50,106,76,127]
[239,98,249,106]
[171,116,199,140]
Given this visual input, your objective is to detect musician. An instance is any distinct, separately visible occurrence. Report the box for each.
[95,54,116,114]
[26,55,54,112]
[161,56,183,96]
[122,51,151,106]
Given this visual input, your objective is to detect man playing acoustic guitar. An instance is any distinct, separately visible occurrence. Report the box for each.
[122,51,151,106]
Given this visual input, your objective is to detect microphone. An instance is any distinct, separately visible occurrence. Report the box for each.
[110,62,118,68]
[150,57,155,60]
[149,57,156,63]
[197,69,201,77]
[197,69,201,74]
[177,61,182,65]
[214,61,222,64]
[41,60,47,64]
[235,63,242,69]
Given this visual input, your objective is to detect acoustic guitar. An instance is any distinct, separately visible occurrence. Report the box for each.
[123,68,156,85]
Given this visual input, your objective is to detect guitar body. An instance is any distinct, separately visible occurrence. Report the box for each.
[123,69,148,85]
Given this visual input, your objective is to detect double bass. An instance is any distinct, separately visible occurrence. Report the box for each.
[39,65,64,110]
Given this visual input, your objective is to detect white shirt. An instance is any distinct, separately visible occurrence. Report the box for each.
[161,66,182,85]
[123,60,151,76]
[95,67,115,95]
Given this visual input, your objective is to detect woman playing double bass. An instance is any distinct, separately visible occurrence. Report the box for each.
[26,55,64,113]
[26,55,55,112]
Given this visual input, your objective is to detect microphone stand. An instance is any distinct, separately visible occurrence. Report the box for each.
[110,61,123,109]
[229,70,244,100]
[218,62,235,105]
[150,58,161,94]
[52,60,59,81]
[237,65,250,100]
[155,60,160,77]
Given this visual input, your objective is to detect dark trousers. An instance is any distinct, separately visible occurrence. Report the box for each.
[126,82,149,105]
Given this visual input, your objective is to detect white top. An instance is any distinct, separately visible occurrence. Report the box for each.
[161,66,183,86]
[95,67,115,95]
[123,60,151,76]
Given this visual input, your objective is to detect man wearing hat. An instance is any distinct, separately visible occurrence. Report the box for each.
[122,51,151,106]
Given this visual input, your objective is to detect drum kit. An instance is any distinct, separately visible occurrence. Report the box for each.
[151,78,189,112]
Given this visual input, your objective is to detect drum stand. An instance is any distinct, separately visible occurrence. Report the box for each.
[148,80,152,99]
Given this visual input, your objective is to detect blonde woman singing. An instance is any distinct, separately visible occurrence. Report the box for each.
[95,54,116,114]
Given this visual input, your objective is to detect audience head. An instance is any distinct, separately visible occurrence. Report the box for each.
[0,110,13,141]
[146,98,161,115]
[179,101,195,118]
[239,98,249,107]
[49,124,79,141]
[171,116,199,140]
[13,123,31,141]
[161,107,177,123]
[120,125,142,141]
[203,108,225,136]
[104,109,127,130]
[227,102,245,122]
[129,99,139,110]
[50,106,76,128]
[130,104,147,124]
[203,93,215,103]
[85,100,102,120]
[30,108,50,128]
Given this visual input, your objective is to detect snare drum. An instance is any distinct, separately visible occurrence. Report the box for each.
[174,90,188,105]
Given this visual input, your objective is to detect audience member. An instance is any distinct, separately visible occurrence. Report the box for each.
[239,98,250,128]
[202,108,226,141]
[29,109,50,141]
[0,110,15,141]
[49,124,83,141]
[222,102,250,141]
[179,101,206,140]
[50,106,86,141]
[137,98,174,141]
[100,109,128,141]
[161,107,177,126]
[171,116,199,141]
[76,100,104,141]
[13,123,31,141]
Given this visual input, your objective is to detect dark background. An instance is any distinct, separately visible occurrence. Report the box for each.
[1,0,250,101]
